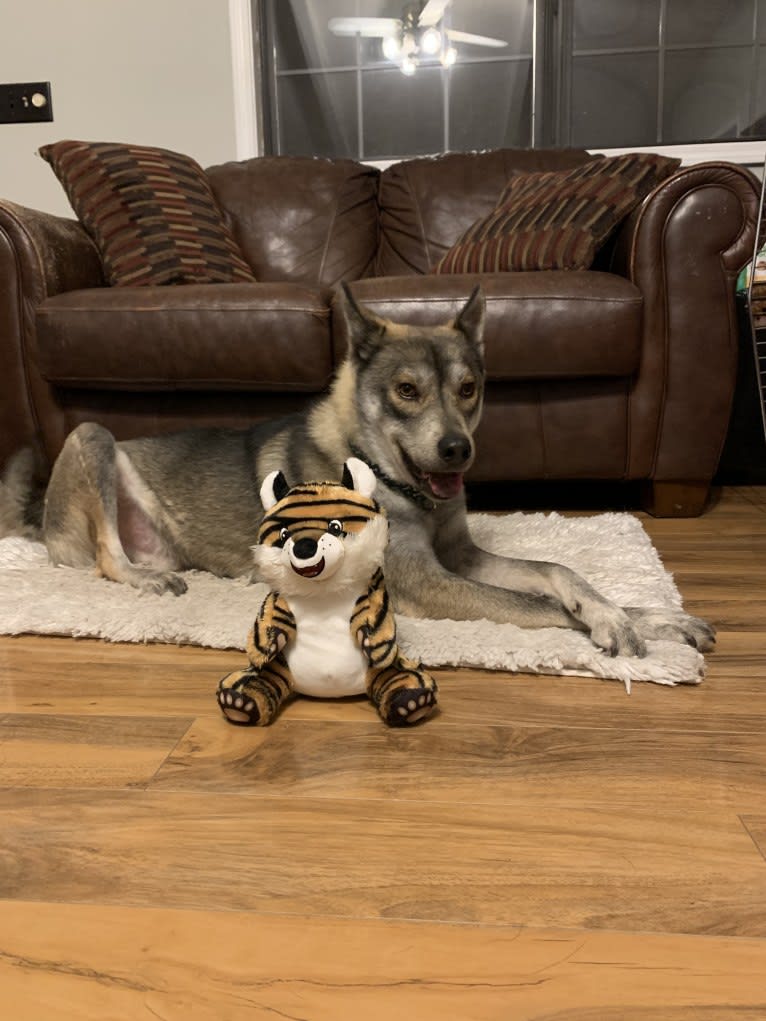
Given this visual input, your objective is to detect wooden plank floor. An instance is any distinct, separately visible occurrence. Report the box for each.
[1,485,765,1019]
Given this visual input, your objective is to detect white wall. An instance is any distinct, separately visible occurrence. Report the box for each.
[0,0,240,217]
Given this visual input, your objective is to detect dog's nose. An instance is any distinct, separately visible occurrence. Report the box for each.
[292,537,318,560]
[438,434,472,467]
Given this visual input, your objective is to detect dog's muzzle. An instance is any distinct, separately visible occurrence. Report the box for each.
[408,432,473,501]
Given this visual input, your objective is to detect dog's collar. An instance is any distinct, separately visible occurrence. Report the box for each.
[348,442,436,512]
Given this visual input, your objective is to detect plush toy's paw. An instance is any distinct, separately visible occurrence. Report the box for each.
[385,684,438,726]
[217,672,263,725]
[216,668,288,726]
[372,665,438,727]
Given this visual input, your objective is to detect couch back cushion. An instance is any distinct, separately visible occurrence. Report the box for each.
[433,152,681,274]
[376,148,600,277]
[206,156,380,288]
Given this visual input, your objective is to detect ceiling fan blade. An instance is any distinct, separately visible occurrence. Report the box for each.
[328,17,401,38]
[418,0,450,28]
[445,28,508,48]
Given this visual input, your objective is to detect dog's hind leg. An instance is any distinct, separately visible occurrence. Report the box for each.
[44,423,187,595]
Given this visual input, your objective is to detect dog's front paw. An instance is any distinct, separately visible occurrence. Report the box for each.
[587,607,647,658]
[626,607,716,652]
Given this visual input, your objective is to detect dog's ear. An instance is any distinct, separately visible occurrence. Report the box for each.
[260,469,290,510]
[336,282,387,365]
[341,457,377,498]
[453,285,485,356]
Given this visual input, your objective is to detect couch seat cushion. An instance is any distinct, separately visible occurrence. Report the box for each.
[35,283,332,391]
[340,272,643,379]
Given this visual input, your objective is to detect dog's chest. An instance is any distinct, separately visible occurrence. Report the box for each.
[285,590,368,698]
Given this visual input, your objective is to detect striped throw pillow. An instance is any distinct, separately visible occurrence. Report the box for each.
[432,152,681,274]
[39,140,256,286]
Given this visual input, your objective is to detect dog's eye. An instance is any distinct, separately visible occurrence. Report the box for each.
[328,519,344,537]
[396,381,419,401]
[277,527,290,546]
[460,380,476,400]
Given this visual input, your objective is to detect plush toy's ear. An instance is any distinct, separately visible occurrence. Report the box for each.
[342,457,377,499]
[260,469,290,510]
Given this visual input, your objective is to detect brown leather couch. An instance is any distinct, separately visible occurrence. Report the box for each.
[0,148,758,515]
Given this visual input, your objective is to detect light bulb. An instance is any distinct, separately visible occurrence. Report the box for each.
[441,46,457,66]
[401,55,417,76]
[420,26,441,55]
[382,35,400,60]
[401,30,417,55]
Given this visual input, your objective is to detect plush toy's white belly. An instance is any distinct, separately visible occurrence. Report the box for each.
[285,590,369,698]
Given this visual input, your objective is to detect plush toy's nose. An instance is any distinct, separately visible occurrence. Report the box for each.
[292,537,318,561]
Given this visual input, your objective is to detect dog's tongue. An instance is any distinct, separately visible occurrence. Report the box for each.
[424,472,464,500]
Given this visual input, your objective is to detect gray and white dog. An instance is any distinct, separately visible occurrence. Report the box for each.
[4,285,714,658]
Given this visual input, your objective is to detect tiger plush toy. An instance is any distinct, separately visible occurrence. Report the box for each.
[216,457,438,727]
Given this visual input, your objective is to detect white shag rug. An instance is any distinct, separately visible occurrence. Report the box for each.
[0,511,705,691]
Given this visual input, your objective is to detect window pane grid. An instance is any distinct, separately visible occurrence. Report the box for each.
[260,0,766,159]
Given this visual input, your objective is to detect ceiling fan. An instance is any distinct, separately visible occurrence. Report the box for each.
[329,0,508,76]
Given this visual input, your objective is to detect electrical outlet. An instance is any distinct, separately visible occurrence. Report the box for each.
[0,82,53,123]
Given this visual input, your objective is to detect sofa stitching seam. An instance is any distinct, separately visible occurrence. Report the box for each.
[401,163,431,270]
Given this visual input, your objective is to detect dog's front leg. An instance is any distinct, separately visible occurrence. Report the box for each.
[384,527,597,637]
[432,517,646,657]
[461,542,716,653]
[437,518,715,654]
[466,545,646,657]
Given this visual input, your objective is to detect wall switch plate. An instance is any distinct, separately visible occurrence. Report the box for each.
[0,82,53,123]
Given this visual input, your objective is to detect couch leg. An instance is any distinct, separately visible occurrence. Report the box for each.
[642,480,710,518]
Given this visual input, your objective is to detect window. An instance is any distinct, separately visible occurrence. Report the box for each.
[254,0,766,163]
[565,0,766,148]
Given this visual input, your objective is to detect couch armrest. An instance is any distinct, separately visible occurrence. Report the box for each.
[610,162,759,492]
[0,201,104,468]
[0,200,104,299]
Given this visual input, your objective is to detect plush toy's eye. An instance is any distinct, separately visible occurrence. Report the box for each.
[278,527,290,546]
[328,519,344,537]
